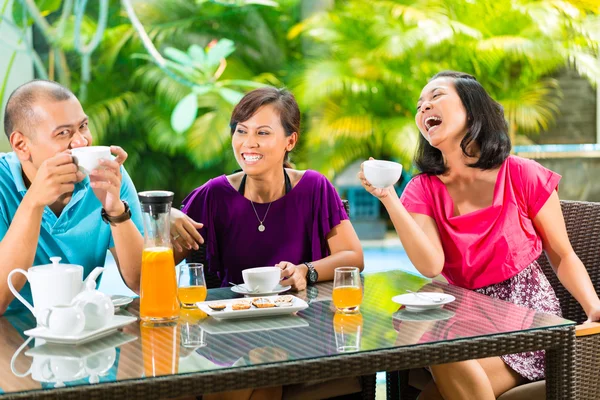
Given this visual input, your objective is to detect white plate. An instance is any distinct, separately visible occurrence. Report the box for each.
[198,295,308,320]
[24,315,138,345]
[392,292,455,312]
[231,283,292,297]
[200,314,309,334]
[25,332,137,357]
[111,295,134,311]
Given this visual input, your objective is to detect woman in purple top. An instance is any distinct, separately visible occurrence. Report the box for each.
[171,86,364,292]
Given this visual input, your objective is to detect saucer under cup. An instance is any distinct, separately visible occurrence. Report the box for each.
[72,146,111,175]
[242,267,281,293]
[392,293,455,312]
[363,160,402,189]
[231,283,291,296]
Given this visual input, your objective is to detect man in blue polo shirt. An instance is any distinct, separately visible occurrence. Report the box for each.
[0,79,144,314]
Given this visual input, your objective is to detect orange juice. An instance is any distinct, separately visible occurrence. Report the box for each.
[332,286,363,312]
[178,286,207,307]
[141,322,180,377]
[333,311,364,333]
[140,247,179,321]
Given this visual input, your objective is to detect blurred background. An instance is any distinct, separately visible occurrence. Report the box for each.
[1,0,599,232]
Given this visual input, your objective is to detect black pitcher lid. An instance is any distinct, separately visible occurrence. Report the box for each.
[138,190,174,205]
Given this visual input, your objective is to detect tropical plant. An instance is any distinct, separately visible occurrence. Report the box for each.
[82,0,302,202]
[291,0,600,177]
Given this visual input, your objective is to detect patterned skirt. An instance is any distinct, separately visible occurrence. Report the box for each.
[474,260,562,381]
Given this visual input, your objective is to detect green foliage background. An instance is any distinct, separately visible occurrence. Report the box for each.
[1,0,598,203]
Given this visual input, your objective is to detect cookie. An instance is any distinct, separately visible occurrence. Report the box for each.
[208,303,226,311]
[232,301,252,310]
[274,295,294,304]
[252,297,276,308]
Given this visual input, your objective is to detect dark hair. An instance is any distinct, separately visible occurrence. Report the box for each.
[3,79,75,140]
[414,71,511,175]
[230,87,300,168]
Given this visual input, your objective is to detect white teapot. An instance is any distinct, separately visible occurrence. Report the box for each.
[7,257,113,329]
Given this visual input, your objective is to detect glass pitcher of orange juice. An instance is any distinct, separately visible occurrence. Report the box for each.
[138,191,179,322]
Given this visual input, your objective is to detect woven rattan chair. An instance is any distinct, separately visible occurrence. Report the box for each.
[388,200,600,400]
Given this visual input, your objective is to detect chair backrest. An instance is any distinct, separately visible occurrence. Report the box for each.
[342,199,350,215]
[536,200,600,323]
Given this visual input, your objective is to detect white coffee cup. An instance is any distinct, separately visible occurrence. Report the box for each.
[71,146,111,175]
[242,267,281,293]
[37,305,86,336]
[363,160,403,189]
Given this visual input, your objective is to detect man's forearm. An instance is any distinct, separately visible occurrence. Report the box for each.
[111,220,143,293]
[0,195,44,313]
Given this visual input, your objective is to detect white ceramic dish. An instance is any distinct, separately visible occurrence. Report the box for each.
[198,295,308,320]
[230,283,291,297]
[25,332,137,357]
[24,315,138,345]
[111,295,134,311]
[391,292,455,312]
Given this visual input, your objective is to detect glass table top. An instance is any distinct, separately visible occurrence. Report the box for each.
[0,270,572,395]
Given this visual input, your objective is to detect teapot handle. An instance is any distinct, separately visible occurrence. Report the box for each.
[7,269,35,315]
[82,267,105,290]
[10,337,34,378]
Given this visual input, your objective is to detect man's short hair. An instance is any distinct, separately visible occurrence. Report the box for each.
[3,79,75,140]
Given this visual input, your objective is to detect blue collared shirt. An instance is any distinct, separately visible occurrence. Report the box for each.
[0,152,144,311]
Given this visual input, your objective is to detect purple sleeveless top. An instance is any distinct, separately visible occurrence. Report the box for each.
[181,170,348,287]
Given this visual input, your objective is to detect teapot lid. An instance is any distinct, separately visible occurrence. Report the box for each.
[31,257,83,273]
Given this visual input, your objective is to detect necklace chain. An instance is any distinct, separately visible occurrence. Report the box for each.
[250,200,272,232]
[247,175,286,232]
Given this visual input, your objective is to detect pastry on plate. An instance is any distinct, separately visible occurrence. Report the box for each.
[252,298,276,308]
[208,303,226,311]
[274,295,294,305]
[232,301,252,310]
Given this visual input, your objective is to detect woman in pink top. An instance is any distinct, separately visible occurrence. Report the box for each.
[359,71,600,400]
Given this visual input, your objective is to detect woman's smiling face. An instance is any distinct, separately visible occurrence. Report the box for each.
[232,103,296,175]
[415,77,469,148]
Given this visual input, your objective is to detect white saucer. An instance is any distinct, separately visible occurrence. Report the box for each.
[111,295,134,311]
[231,283,292,297]
[392,292,455,312]
[24,315,138,345]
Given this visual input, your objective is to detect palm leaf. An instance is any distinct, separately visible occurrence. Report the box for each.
[499,79,562,134]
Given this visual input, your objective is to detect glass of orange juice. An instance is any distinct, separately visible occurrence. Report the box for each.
[178,263,207,308]
[333,311,363,352]
[332,267,363,313]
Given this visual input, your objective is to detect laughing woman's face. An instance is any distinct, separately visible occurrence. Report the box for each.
[415,77,468,149]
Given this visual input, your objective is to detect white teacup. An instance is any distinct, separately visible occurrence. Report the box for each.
[363,160,403,189]
[71,146,111,175]
[37,305,86,335]
[242,267,281,293]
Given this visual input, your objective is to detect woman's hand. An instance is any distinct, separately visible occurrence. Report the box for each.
[357,157,397,200]
[585,304,600,323]
[170,208,204,253]
[277,261,308,291]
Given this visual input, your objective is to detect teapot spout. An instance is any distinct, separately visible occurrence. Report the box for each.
[82,267,105,291]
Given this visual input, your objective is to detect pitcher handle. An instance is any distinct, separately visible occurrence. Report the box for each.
[10,336,34,378]
[7,269,35,315]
